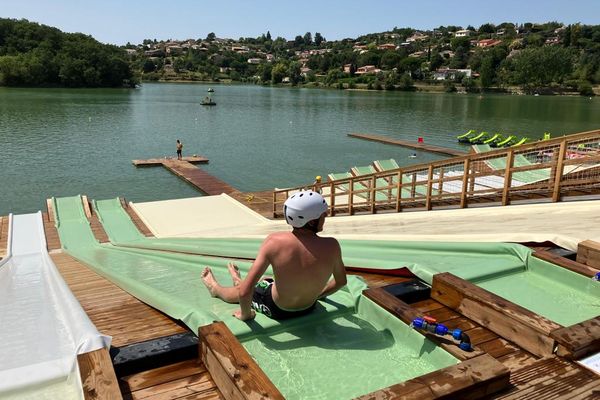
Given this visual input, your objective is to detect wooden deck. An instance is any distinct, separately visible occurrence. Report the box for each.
[2,198,593,400]
[134,157,237,196]
[349,132,467,157]
[133,156,209,166]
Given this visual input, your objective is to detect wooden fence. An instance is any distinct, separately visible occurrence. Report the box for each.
[273,129,600,218]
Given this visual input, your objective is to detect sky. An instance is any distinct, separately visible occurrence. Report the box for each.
[3,0,600,45]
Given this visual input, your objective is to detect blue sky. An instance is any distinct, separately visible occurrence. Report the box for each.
[3,0,599,45]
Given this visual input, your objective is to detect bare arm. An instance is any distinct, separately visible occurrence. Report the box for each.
[319,240,347,299]
[236,237,272,320]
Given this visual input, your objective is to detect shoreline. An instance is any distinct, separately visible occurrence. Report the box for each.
[140,78,599,96]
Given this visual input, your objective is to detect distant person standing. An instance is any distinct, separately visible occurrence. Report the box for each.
[176,139,183,160]
[312,176,322,193]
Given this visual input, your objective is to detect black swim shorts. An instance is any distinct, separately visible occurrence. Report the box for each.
[252,279,315,320]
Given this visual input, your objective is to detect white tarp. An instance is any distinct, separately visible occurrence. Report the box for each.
[131,195,600,251]
[0,212,110,399]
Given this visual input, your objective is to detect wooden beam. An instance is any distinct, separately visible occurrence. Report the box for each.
[552,140,567,202]
[78,348,123,400]
[577,240,600,269]
[356,354,509,400]
[363,287,481,360]
[46,198,55,222]
[431,273,561,357]
[551,316,600,360]
[502,149,514,206]
[199,322,284,400]
[534,250,599,278]
[81,195,93,218]
[426,165,434,211]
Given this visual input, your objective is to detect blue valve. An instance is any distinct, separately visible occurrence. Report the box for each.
[411,317,472,352]
[593,272,600,281]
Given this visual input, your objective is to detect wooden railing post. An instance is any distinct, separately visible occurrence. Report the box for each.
[329,181,336,216]
[437,168,445,199]
[410,173,417,198]
[348,178,354,215]
[552,140,567,202]
[502,149,514,206]
[371,175,377,214]
[460,159,470,208]
[395,170,402,212]
[272,190,277,218]
[426,165,434,211]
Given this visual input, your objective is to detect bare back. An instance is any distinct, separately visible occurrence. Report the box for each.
[264,231,343,310]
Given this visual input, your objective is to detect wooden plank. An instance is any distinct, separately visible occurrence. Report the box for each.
[363,287,481,360]
[431,273,561,357]
[577,240,600,269]
[356,354,509,400]
[552,140,567,202]
[199,322,284,400]
[348,133,467,157]
[551,316,600,360]
[119,197,154,237]
[121,359,207,392]
[501,149,514,206]
[0,216,7,259]
[78,348,122,400]
[81,195,93,218]
[53,253,187,347]
[534,250,599,278]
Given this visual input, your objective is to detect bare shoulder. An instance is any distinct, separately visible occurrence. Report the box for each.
[262,232,294,248]
[319,236,342,252]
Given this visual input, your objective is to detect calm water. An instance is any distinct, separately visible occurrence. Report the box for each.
[1,83,599,215]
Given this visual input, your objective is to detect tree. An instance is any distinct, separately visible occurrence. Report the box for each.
[271,62,287,83]
[479,56,494,87]
[294,35,304,47]
[206,32,216,41]
[303,32,312,46]
[314,32,324,46]
[503,46,576,88]
[266,31,272,41]
[478,23,496,34]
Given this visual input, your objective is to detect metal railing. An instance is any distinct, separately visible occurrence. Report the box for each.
[273,129,600,218]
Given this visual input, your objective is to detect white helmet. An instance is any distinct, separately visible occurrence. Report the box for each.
[284,190,328,228]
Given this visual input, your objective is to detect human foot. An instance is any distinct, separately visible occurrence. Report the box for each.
[227,262,242,286]
[201,267,219,297]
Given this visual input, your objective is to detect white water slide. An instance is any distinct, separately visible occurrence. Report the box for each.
[0,212,110,399]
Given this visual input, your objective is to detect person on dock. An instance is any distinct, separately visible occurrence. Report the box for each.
[312,175,322,193]
[201,190,347,321]
[176,139,183,160]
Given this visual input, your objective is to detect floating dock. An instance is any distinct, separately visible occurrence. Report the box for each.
[349,133,467,157]
[133,156,274,217]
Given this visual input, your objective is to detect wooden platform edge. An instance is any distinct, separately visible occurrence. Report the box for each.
[199,321,284,400]
[431,273,561,357]
[535,249,599,278]
[577,240,600,269]
[78,348,123,400]
[551,316,600,360]
[363,287,481,360]
[356,353,509,400]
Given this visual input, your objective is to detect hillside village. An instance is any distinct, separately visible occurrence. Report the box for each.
[127,22,600,94]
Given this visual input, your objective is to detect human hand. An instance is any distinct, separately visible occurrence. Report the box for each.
[233,308,256,321]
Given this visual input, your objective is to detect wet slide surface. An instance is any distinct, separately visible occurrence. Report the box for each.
[0,213,109,400]
[56,197,459,399]
[94,197,600,327]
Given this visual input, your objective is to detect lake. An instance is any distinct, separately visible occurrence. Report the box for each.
[0,83,598,215]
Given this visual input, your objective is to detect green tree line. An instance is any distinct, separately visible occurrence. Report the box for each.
[0,18,135,87]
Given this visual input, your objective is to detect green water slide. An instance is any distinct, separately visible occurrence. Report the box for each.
[56,196,459,399]
[92,197,600,327]
[472,144,550,184]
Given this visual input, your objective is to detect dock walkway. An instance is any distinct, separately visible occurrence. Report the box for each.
[349,132,466,157]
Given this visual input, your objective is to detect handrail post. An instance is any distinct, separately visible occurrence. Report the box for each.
[395,170,402,212]
[272,190,277,218]
[371,175,376,213]
[502,149,514,206]
[426,165,434,210]
[552,140,567,202]
[460,159,470,208]
[437,167,444,199]
[329,181,336,216]
[410,173,417,198]
[348,178,354,215]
